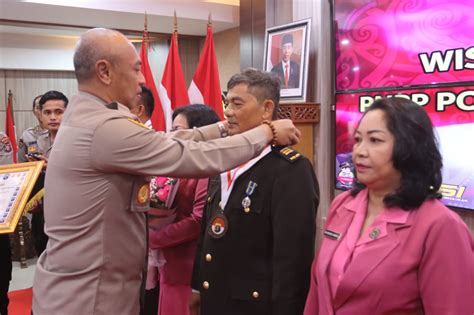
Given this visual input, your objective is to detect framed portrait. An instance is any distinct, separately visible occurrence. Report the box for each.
[0,161,44,234]
[264,18,311,103]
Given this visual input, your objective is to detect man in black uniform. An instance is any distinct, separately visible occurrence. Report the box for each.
[191,68,319,315]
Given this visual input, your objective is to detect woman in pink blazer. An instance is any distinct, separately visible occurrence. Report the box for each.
[304,98,474,315]
[149,104,221,315]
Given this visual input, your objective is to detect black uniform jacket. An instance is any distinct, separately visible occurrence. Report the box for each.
[192,146,319,315]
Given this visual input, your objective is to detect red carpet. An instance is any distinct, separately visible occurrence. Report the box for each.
[8,287,32,315]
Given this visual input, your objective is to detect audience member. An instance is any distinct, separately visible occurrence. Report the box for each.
[130,85,154,128]
[304,98,474,315]
[28,90,68,256]
[148,104,220,315]
[18,95,48,162]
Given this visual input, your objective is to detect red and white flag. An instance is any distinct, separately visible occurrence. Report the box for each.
[158,31,190,131]
[188,22,224,119]
[5,91,18,163]
[139,32,166,131]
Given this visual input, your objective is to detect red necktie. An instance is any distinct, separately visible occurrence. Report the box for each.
[284,64,289,88]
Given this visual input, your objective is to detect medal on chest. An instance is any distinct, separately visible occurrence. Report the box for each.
[242,180,257,214]
[207,209,228,239]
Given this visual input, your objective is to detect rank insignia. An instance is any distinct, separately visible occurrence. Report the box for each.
[276,146,302,163]
[137,183,150,204]
[128,118,151,129]
[208,213,228,239]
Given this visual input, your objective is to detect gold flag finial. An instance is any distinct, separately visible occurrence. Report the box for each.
[144,11,148,32]
[173,10,178,43]
[208,12,212,27]
[142,12,150,49]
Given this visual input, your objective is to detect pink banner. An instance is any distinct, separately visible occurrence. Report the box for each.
[335,86,474,210]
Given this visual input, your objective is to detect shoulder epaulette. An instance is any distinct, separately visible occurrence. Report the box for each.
[105,102,118,110]
[127,118,151,129]
[274,146,302,163]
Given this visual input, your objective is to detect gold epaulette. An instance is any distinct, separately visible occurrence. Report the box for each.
[275,146,302,163]
[127,118,151,129]
[24,188,44,213]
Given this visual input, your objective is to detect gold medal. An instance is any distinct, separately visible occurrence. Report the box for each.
[137,183,150,204]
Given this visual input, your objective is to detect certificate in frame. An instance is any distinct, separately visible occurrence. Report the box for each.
[0,161,44,234]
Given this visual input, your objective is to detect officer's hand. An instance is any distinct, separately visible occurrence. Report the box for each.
[269,119,301,146]
[0,136,11,144]
[189,291,200,315]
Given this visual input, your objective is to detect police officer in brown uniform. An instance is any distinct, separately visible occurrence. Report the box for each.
[31,28,301,315]
[18,95,48,163]
[191,69,319,315]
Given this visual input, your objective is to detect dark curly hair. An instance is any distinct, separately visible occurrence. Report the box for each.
[351,97,443,210]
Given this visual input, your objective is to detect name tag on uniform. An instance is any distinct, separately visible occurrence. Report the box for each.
[324,229,342,240]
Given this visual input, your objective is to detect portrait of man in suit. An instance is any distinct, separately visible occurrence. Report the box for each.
[271,33,300,89]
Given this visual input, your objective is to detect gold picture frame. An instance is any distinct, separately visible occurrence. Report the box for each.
[0,161,44,234]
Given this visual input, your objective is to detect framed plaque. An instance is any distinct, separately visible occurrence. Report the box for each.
[0,161,44,234]
[263,18,311,103]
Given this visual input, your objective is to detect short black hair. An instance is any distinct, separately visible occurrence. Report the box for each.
[39,90,69,111]
[141,85,155,118]
[351,97,443,210]
[32,95,43,110]
[172,104,220,128]
[227,68,280,119]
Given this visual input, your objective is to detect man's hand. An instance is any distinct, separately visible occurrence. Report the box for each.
[189,291,200,315]
[266,119,301,146]
[27,154,48,169]
[1,136,11,145]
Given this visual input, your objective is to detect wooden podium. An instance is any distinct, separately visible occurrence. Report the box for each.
[277,103,320,161]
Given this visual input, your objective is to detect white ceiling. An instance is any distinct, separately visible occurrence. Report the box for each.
[0,0,240,36]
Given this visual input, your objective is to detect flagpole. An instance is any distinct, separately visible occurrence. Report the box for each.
[7,90,13,123]
[173,11,178,43]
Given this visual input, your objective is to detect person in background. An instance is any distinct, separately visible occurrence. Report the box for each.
[304,98,474,315]
[32,28,300,315]
[191,68,319,315]
[271,33,300,89]
[130,85,154,129]
[148,104,220,315]
[133,85,158,315]
[28,90,68,256]
[18,94,48,163]
[0,133,13,315]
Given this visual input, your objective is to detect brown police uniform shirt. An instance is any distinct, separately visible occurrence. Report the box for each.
[32,92,269,315]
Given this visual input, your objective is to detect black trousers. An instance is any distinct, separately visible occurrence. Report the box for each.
[140,285,159,315]
[0,234,12,315]
[31,212,48,256]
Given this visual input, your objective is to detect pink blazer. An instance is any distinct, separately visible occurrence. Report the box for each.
[149,178,208,285]
[304,190,474,315]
